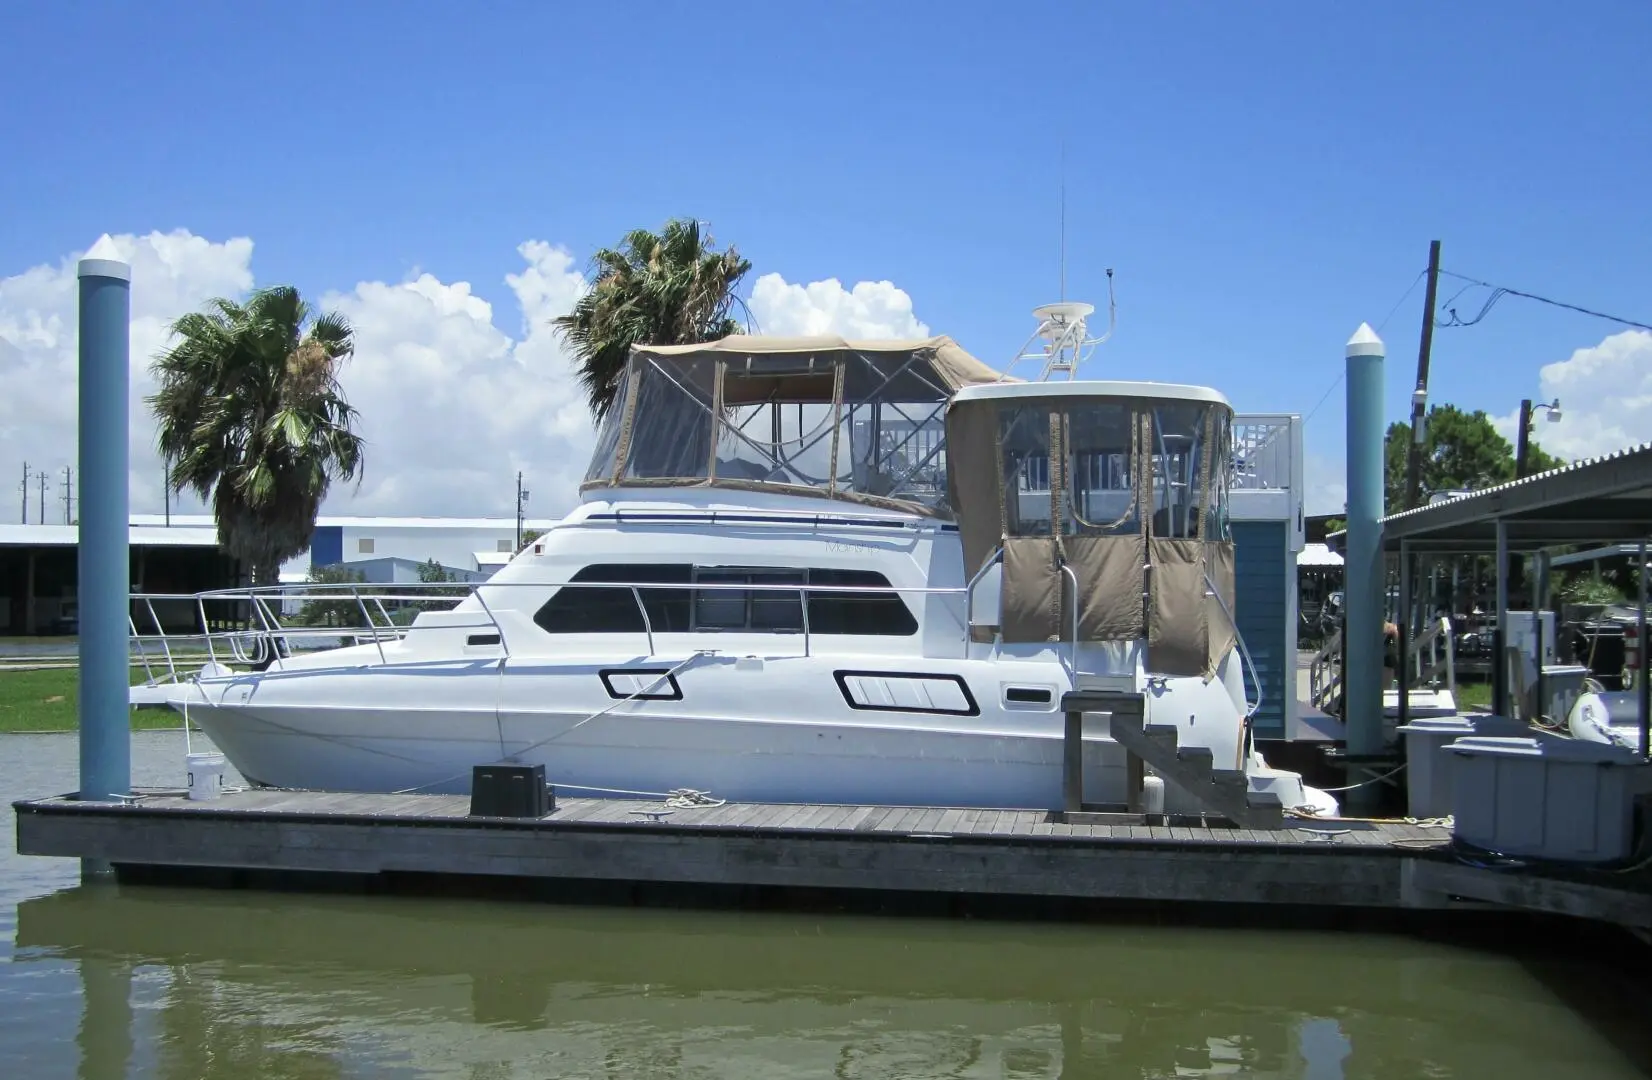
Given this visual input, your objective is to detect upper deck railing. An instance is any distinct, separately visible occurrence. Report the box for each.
[1231,414,1299,492]
[127,577,981,690]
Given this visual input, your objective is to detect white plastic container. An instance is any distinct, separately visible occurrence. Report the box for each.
[186,752,227,802]
[1396,715,1534,821]
[1445,735,1652,862]
[1140,774,1165,816]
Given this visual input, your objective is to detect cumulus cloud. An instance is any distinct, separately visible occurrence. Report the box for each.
[0,230,256,522]
[316,241,592,517]
[1491,329,1652,463]
[748,274,929,338]
[1,235,940,522]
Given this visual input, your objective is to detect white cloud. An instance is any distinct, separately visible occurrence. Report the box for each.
[0,230,256,523]
[1491,329,1652,463]
[317,241,592,517]
[748,274,929,338]
[1,237,941,525]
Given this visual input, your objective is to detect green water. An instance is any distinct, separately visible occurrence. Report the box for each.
[4,731,1650,1078]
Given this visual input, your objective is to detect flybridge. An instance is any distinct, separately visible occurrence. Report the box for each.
[579,334,1005,517]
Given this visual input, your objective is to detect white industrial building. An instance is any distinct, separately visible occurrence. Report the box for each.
[127,514,563,583]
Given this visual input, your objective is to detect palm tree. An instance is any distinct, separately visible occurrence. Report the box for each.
[149,286,365,585]
[554,218,752,419]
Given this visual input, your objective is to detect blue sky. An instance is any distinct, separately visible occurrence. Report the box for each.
[3,1,1650,516]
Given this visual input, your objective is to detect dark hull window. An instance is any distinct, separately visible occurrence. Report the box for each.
[534,564,918,636]
[532,564,692,635]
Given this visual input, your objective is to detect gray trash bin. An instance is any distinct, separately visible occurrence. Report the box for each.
[1445,735,1652,862]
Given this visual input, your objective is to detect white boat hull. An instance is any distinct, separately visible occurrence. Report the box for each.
[152,650,1270,813]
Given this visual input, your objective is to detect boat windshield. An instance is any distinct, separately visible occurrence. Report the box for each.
[582,336,1004,515]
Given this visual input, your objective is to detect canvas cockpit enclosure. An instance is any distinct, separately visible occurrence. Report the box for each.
[583,335,1006,515]
[946,383,1239,678]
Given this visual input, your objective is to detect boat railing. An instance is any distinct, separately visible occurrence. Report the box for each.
[127,576,992,687]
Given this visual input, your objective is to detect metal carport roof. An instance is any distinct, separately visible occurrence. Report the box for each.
[1342,443,1652,553]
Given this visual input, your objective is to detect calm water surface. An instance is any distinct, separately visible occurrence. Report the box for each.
[4,731,1651,1079]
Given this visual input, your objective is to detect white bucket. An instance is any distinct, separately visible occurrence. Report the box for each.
[1141,774,1166,816]
[186,752,227,802]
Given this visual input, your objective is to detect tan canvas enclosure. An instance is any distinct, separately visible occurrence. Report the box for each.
[1146,537,1210,677]
[1065,534,1146,640]
[1205,539,1238,676]
[945,386,1238,676]
[1001,538,1064,643]
[583,334,1008,517]
[944,397,1006,579]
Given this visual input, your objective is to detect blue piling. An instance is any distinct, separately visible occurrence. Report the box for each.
[1343,323,1387,802]
[76,237,132,841]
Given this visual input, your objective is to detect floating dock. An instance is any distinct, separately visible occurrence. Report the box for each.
[16,789,1652,930]
[4,788,1458,909]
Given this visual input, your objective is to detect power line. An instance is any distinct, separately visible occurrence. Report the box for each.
[1302,267,1428,428]
[1435,270,1652,333]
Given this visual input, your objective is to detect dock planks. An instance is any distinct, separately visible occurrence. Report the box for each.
[10,787,1468,912]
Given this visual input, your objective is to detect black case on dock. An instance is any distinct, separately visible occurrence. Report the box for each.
[469,762,552,818]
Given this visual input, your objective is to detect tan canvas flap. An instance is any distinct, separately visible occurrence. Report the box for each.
[1064,533,1145,640]
[1205,540,1238,674]
[1001,537,1064,643]
[1147,537,1209,678]
[944,398,1006,577]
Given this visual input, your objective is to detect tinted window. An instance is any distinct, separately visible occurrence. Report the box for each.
[533,564,917,636]
[532,563,692,635]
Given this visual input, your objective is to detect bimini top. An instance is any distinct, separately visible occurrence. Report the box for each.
[951,379,1230,408]
[582,334,1009,515]
[632,334,1008,393]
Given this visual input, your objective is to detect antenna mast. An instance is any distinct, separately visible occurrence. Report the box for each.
[1059,140,1066,303]
[1005,271,1118,382]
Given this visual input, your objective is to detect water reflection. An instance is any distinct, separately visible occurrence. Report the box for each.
[12,883,1647,1079]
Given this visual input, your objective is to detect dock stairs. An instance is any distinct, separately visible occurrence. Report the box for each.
[1062,691,1285,830]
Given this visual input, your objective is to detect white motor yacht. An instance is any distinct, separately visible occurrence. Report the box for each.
[134,310,1338,818]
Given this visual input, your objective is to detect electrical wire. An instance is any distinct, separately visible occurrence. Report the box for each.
[1302,268,1428,428]
[1435,271,1652,333]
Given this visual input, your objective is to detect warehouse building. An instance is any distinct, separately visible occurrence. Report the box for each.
[0,514,562,637]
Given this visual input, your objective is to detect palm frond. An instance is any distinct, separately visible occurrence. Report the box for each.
[553,217,751,419]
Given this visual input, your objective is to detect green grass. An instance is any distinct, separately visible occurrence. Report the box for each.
[1455,679,1493,711]
[0,667,187,733]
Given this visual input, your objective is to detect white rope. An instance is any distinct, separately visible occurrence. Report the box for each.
[388,651,715,795]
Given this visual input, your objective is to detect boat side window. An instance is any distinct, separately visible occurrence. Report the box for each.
[532,564,693,635]
[1000,405,1056,535]
[1149,404,1209,539]
[532,564,918,636]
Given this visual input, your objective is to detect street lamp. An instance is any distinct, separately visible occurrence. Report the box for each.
[1515,397,1562,478]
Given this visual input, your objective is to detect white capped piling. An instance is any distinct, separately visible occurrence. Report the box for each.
[76,236,132,854]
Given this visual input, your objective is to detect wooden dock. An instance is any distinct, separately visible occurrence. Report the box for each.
[17,789,1652,930]
[16,788,1458,911]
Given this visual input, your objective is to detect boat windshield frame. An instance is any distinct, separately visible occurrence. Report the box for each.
[581,336,1004,517]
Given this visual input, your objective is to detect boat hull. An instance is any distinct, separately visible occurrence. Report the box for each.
[158,651,1250,812]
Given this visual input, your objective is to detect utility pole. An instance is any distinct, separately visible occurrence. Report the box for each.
[62,465,74,524]
[163,458,170,527]
[19,460,28,523]
[1402,240,1442,512]
[515,471,530,550]
[36,470,48,525]
[1514,398,1533,479]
